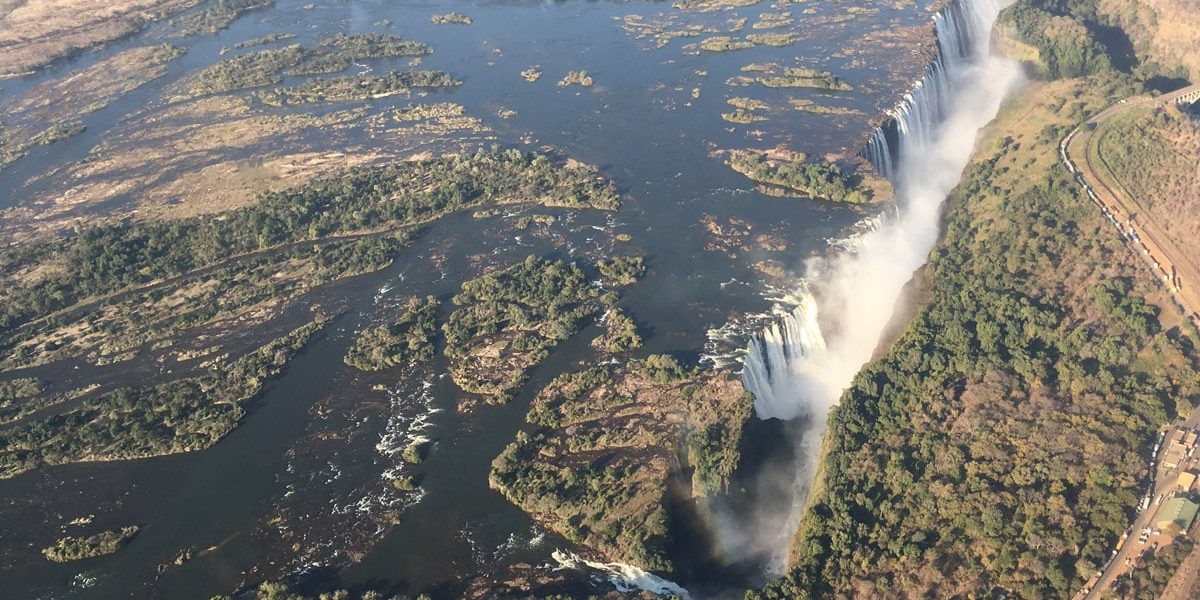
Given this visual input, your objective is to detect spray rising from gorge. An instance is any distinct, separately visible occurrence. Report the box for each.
[730,0,1025,576]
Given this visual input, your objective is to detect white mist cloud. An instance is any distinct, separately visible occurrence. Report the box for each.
[724,0,1025,579]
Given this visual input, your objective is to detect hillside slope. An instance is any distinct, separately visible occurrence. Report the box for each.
[753,69,1199,600]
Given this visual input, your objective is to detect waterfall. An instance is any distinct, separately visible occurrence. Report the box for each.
[730,0,1024,575]
[744,0,1017,423]
[862,0,1003,183]
[742,291,826,421]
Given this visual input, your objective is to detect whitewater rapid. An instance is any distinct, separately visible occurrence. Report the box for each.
[732,0,1025,575]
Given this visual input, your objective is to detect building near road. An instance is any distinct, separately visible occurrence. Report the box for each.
[1162,429,1198,470]
[1155,497,1199,534]
[1179,470,1198,492]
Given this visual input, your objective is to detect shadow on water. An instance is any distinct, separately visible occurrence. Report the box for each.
[674,416,806,596]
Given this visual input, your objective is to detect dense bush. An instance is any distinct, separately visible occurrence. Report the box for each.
[41,526,139,562]
[728,151,872,203]
[0,318,326,478]
[752,82,1195,599]
[1001,3,1113,78]
[344,296,439,370]
[0,151,619,337]
[596,256,646,286]
[594,309,643,353]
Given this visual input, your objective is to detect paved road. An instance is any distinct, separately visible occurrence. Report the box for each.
[1061,84,1200,600]
[1062,84,1200,324]
[1077,410,1200,600]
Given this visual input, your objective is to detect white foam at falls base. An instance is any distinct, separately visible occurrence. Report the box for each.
[741,290,826,421]
[551,549,691,599]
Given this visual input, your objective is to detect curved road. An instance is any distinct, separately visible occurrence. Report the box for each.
[1061,84,1200,325]
[1061,84,1200,600]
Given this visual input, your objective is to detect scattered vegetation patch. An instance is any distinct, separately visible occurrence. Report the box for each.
[0,378,45,410]
[1,45,185,168]
[1092,104,1200,262]
[431,12,472,25]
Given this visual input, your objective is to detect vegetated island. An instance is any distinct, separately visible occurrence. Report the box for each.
[344,296,439,371]
[727,63,852,90]
[490,354,751,572]
[592,308,644,353]
[520,67,543,82]
[255,70,461,105]
[443,256,634,405]
[721,97,772,124]
[698,32,799,52]
[0,151,619,371]
[724,148,888,203]
[182,33,432,97]
[673,0,761,12]
[234,32,296,49]
[0,317,327,479]
[620,14,709,49]
[42,526,140,562]
[171,0,274,37]
[431,12,472,25]
[753,11,794,29]
[558,70,595,87]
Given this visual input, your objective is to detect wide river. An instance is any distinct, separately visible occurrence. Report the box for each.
[0,0,946,597]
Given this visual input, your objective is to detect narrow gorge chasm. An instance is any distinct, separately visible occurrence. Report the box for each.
[727,0,1026,580]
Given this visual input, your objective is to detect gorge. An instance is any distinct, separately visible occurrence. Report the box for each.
[736,0,1025,578]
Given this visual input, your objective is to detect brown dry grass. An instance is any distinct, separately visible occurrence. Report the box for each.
[0,96,494,242]
[5,44,183,120]
[0,0,200,77]
[1096,105,1200,266]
